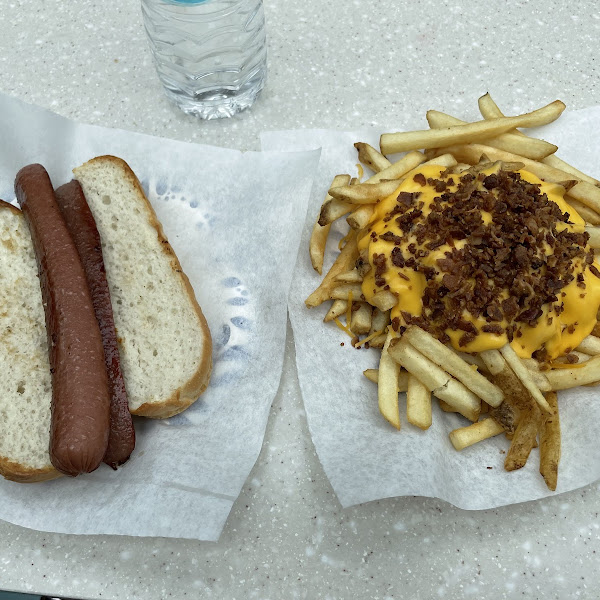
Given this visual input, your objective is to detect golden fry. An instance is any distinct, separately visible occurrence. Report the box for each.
[380,100,565,154]
[354,142,392,173]
[539,392,561,491]
[388,338,480,422]
[347,204,374,230]
[310,174,352,273]
[426,109,557,160]
[403,326,504,406]
[328,179,402,205]
[407,375,432,430]
[350,302,373,335]
[504,407,541,471]
[378,331,401,430]
[324,299,348,323]
[449,418,505,451]
[305,231,358,308]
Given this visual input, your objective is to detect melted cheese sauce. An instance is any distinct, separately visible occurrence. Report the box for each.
[359,164,600,359]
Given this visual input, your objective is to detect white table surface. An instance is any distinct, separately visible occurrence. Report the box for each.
[1,1,600,598]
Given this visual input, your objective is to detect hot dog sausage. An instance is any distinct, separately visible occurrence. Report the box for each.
[15,164,110,476]
[55,180,135,468]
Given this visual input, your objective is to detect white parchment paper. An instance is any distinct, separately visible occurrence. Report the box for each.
[0,93,320,541]
[262,106,600,509]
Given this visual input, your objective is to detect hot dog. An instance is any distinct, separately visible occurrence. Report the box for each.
[55,180,135,469]
[15,165,110,476]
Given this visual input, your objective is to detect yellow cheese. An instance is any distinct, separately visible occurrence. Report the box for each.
[359,164,600,360]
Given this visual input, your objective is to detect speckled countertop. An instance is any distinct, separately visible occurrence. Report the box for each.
[1,1,600,598]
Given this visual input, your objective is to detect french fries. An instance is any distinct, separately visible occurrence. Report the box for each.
[310,174,351,274]
[378,331,401,430]
[328,179,402,204]
[449,418,505,451]
[426,110,557,160]
[305,231,358,308]
[307,93,600,491]
[539,392,561,491]
[388,338,480,422]
[380,100,565,154]
[406,375,432,430]
[354,142,391,173]
[403,326,504,407]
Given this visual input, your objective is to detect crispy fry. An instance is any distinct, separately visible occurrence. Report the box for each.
[347,204,374,230]
[576,335,600,355]
[330,283,363,301]
[403,326,504,406]
[499,345,551,413]
[419,153,458,168]
[354,142,392,173]
[451,350,488,371]
[426,110,557,160]
[363,368,409,391]
[438,399,457,412]
[388,338,480,422]
[328,179,402,205]
[526,368,552,392]
[481,349,535,434]
[370,290,398,312]
[504,406,541,471]
[310,174,352,273]
[551,350,591,364]
[367,334,387,349]
[544,354,600,389]
[335,268,363,283]
[367,151,426,184]
[449,418,505,451]
[351,302,373,334]
[407,375,432,430]
[378,330,401,429]
[380,101,565,155]
[309,222,331,275]
[318,197,353,226]
[369,308,390,336]
[585,226,600,248]
[539,392,560,490]
[324,299,348,322]
[305,231,358,308]
[542,155,600,187]
[568,198,600,225]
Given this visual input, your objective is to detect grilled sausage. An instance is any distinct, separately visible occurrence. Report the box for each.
[55,180,135,468]
[15,164,110,476]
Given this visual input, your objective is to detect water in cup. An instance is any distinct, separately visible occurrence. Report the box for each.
[141,0,267,119]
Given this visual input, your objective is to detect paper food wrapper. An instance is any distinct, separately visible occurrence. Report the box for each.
[0,93,320,541]
[262,106,600,509]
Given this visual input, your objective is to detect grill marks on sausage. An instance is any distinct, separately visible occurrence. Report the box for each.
[373,169,593,346]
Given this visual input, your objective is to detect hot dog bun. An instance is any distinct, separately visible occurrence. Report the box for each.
[0,156,212,483]
[0,200,59,482]
[73,156,212,418]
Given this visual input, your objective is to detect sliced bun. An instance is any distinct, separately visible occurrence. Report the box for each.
[73,156,212,418]
[0,201,59,482]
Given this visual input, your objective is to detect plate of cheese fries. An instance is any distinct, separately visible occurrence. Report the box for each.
[306,93,600,492]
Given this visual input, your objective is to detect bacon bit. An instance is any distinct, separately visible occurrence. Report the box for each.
[413,173,427,187]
